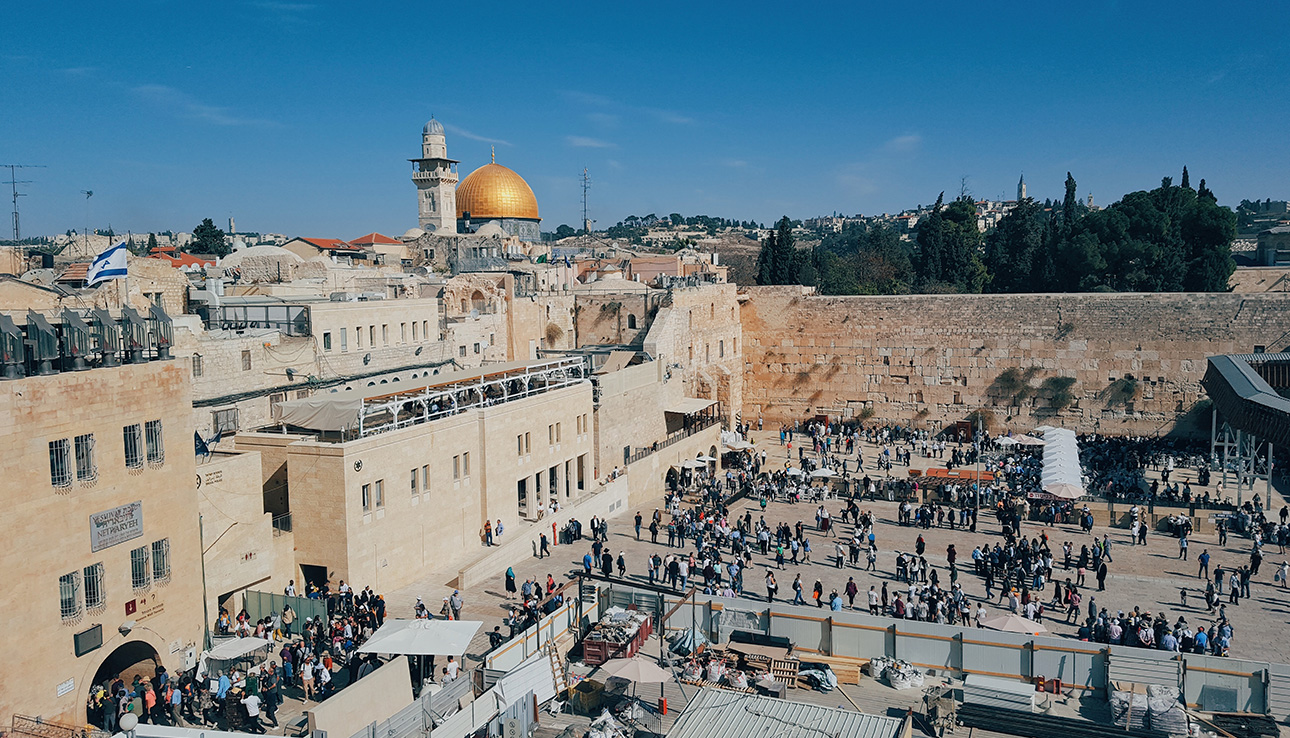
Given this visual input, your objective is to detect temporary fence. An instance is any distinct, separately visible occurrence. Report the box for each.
[340,664,472,738]
[484,599,580,671]
[594,580,1286,717]
[243,590,328,632]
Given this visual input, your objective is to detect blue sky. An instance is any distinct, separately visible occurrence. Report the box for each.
[2,1,1287,239]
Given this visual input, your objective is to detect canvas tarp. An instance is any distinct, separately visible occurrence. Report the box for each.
[273,395,364,431]
[356,619,483,656]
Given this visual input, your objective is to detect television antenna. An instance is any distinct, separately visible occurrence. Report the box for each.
[2,163,46,242]
[581,168,594,234]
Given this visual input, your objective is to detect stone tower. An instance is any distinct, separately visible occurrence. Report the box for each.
[1017,174,1027,202]
[411,118,459,233]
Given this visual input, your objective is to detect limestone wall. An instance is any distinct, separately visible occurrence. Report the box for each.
[740,287,1290,435]
[642,283,743,426]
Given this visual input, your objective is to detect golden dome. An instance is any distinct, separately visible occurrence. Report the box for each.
[456,162,540,221]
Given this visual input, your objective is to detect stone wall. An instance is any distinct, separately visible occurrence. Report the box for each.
[740,287,1290,435]
[643,282,743,426]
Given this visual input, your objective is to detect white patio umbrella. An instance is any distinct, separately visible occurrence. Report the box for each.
[1043,482,1085,500]
[980,613,1048,635]
[996,437,1019,447]
[1014,435,1047,446]
[810,468,837,478]
[679,459,704,469]
[696,455,717,462]
[598,656,673,683]
[786,467,806,477]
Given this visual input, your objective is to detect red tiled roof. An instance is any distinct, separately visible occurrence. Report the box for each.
[348,232,400,246]
[57,263,90,283]
[149,251,215,268]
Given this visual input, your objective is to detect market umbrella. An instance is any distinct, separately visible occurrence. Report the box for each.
[679,459,704,469]
[980,613,1048,635]
[810,468,837,478]
[996,437,1018,447]
[599,656,673,683]
[786,467,805,477]
[696,455,717,462]
[1043,482,1085,500]
[1014,435,1047,446]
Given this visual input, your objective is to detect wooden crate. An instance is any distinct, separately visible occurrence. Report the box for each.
[770,658,799,688]
[807,655,868,685]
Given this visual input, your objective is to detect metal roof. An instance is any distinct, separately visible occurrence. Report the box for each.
[665,688,904,738]
[1203,354,1290,448]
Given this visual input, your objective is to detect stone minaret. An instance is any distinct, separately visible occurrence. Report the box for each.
[411,118,459,233]
[1017,174,1027,202]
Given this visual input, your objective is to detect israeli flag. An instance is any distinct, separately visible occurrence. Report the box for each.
[87,240,129,286]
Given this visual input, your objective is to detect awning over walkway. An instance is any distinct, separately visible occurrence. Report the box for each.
[665,398,716,415]
[593,350,637,375]
[355,618,482,656]
[207,636,272,661]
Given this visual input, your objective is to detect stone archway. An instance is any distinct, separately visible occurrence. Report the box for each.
[92,639,161,689]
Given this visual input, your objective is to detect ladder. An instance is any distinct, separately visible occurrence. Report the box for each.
[547,643,569,697]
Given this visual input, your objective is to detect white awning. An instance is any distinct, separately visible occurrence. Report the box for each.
[355,618,482,656]
[274,395,364,432]
[206,637,272,662]
[665,398,716,415]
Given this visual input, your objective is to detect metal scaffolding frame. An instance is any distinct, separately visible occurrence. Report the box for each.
[355,356,588,438]
[1210,415,1274,507]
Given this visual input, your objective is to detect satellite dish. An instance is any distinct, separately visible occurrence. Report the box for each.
[119,713,138,732]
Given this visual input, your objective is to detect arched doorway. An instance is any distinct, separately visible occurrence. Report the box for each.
[91,639,161,696]
[471,291,487,314]
[665,466,679,493]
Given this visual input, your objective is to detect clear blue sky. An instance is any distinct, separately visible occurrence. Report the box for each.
[3,1,1287,239]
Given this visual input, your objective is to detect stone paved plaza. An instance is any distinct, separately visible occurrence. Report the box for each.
[377,429,1290,669]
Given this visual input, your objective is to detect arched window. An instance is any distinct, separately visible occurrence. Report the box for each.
[627,314,637,330]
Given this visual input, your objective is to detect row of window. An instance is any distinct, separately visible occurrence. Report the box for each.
[688,338,737,364]
[49,421,164,488]
[322,321,434,353]
[59,539,169,621]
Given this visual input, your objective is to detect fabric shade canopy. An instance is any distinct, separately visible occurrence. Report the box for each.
[598,656,672,683]
[679,459,705,469]
[1013,435,1047,446]
[980,613,1047,635]
[810,468,837,478]
[274,395,364,432]
[1038,427,1084,498]
[355,619,482,656]
[665,398,716,415]
[207,637,272,661]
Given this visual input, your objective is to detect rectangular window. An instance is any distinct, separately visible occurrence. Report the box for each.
[59,571,80,621]
[213,408,239,434]
[74,433,96,482]
[421,464,429,492]
[412,322,419,341]
[524,432,531,454]
[369,325,375,346]
[84,562,105,610]
[49,438,72,488]
[361,483,371,512]
[355,326,363,348]
[473,342,481,354]
[192,354,203,378]
[732,337,738,354]
[270,392,286,418]
[719,340,725,358]
[577,454,587,491]
[340,328,348,352]
[518,434,525,457]
[424,321,430,340]
[145,420,164,464]
[374,479,384,508]
[130,546,150,591]
[151,539,170,581]
[453,455,460,480]
[382,324,389,345]
[323,332,332,351]
[463,452,470,477]
[241,350,252,371]
[459,346,466,357]
[411,468,419,495]
[123,424,144,469]
[400,323,407,343]
[556,422,561,443]
[548,424,555,445]
[296,389,309,399]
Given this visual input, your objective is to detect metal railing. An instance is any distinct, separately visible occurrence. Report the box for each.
[625,414,720,465]
[271,512,292,536]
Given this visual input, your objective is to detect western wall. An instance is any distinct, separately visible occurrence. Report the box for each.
[739,286,1290,435]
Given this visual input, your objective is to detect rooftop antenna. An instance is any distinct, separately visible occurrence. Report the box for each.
[581,167,592,234]
[81,190,93,255]
[2,163,46,242]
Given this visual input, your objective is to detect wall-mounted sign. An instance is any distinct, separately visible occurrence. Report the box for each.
[74,624,103,657]
[90,501,143,552]
[56,678,75,698]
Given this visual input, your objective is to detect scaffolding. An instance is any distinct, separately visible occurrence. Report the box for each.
[1211,416,1274,507]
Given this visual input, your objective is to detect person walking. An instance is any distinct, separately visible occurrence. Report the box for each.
[1179,535,1189,560]
[766,571,778,603]
[1197,550,1210,580]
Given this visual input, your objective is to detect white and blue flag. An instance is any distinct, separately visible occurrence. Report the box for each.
[87,240,128,286]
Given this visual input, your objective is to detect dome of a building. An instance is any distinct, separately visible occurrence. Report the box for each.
[456,163,540,221]
[423,118,444,135]
[401,227,427,241]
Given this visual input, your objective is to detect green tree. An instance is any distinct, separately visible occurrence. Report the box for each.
[147,232,159,251]
[985,198,1045,293]
[554,224,576,239]
[191,218,228,257]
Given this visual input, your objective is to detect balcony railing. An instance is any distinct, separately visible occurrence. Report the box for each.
[625,414,720,465]
[272,513,292,536]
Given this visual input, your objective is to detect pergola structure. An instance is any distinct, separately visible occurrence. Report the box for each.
[1202,353,1290,505]
[274,356,588,439]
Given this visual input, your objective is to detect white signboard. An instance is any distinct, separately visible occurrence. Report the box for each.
[90,501,144,552]
[57,678,75,697]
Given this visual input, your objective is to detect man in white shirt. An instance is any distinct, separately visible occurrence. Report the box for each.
[240,693,266,734]
[445,656,460,681]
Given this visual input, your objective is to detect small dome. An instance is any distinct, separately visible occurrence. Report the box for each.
[401,227,427,241]
[473,221,506,238]
[424,118,444,135]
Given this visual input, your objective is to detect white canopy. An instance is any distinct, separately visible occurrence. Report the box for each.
[355,619,482,657]
[207,637,272,662]
[1038,427,1084,498]
[679,459,705,469]
[1013,435,1047,446]
[810,468,837,478]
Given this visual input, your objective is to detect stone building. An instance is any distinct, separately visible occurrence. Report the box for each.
[0,357,204,725]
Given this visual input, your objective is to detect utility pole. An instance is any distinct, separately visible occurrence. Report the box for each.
[81,190,93,255]
[2,163,46,242]
[581,168,592,234]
